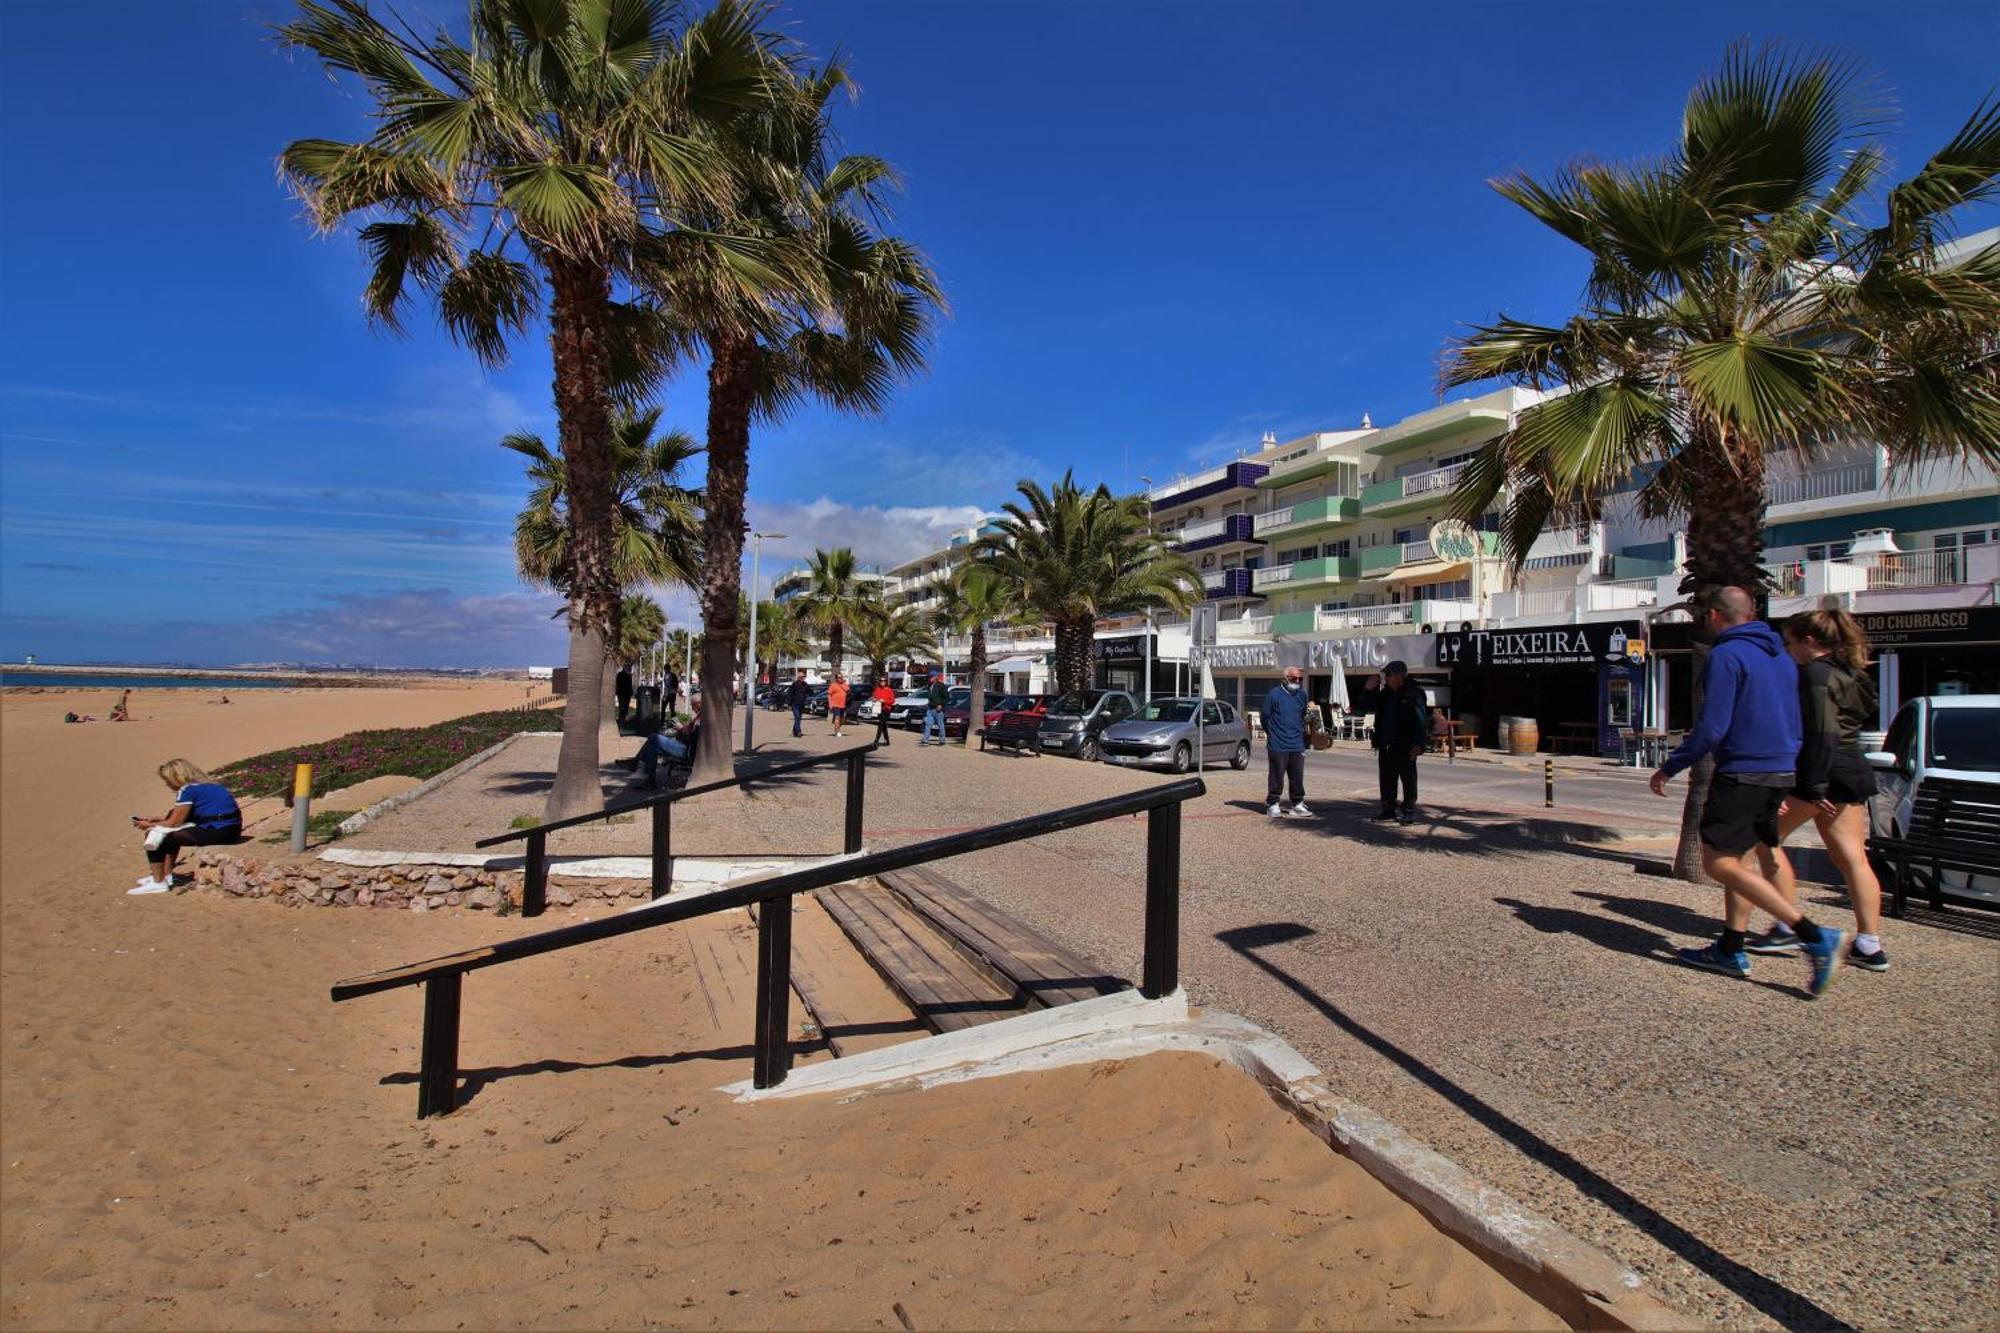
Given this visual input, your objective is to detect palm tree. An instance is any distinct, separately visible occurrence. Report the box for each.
[640,60,946,786]
[977,474,1201,695]
[853,601,938,685]
[617,594,665,667]
[792,547,880,676]
[277,0,794,819]
[1442,45,2000,876]
[930,568,1014,744]
[751,598,808,691]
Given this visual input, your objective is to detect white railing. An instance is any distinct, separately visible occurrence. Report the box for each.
[1399,460,1470,499]
[1402,540,1435,564]
[1256,505,1294,532]
[1172,517,1229,544]
[1851,550,1969,589]
[1583,577,1662,610]
[1503,587,1578,618]
[1317,604,1411,630]
[1218,616,1273,639]
[1764,562,1806,595]
[1251,565,1295,589]
[1765,455,1880,506]
[1148,463,1231,501]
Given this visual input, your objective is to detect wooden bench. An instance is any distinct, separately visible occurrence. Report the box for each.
[1868,777,2000,916]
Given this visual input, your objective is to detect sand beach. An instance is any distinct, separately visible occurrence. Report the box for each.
[0,685,1556,1329]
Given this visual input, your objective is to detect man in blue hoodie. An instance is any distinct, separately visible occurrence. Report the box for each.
[1650,586,1848,996]
[1261,666,1311,817]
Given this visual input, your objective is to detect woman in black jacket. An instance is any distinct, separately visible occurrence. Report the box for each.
[1750,608,1888,971]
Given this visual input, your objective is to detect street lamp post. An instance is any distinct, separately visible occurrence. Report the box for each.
[1138,474,1154,706]
[742,531,787,753]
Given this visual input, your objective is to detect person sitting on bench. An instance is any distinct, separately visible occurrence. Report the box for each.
[626,703,701,787]
[131,758,241,894]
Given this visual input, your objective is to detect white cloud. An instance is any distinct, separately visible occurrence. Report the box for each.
[745,497,987,573]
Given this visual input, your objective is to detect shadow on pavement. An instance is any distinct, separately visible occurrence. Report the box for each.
[1216,920,1852,1331]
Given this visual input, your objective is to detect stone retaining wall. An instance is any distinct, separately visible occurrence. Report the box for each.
[183,848,650,911]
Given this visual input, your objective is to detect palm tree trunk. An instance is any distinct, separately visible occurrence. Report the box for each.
[692,336,754,786]
[828,623,843,676]
[544,256,618,821]
[964,626,988,745]
[1054,618,1093,695]
[1671,424,1773,881]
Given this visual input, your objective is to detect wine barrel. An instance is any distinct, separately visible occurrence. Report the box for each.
[1504,716,1540,756]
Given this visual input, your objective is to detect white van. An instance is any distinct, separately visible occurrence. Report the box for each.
[1865,694,1999,901]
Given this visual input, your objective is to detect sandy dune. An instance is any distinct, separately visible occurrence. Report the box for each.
[0,685,1551,1329]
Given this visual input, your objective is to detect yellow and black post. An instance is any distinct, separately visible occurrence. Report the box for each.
[290,762,313,854]
[1543,756,1554,809]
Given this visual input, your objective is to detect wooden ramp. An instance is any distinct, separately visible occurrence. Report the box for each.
[812,866,1127,1040]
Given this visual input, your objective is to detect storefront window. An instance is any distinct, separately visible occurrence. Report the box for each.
[1607,676,1633,728]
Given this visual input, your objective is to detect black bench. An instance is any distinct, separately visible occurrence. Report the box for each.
[978,714,1042,754]
[1867,777,2000,916]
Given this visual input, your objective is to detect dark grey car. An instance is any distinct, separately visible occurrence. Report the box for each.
[1036,688,1138,760]
[1099,698,1253,773]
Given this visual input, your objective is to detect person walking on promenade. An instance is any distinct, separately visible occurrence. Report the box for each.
[1744,608,1890,971]
[1649,586,1849,995]
[921,670,949,746]
[614,665,633,724]
[663,667,680,714]
[1370,661,1428,825]
[871,677,896,747]
[1261,666,1311,817]
[826,672,849,738]
[786,668,809,739]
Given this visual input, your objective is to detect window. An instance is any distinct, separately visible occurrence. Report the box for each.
[1201,702,1224,726]
[1326,539,1352,558]
[1393,526,1421,545]
[1929,708,2000,772]
[1884,703,1917,778]
[1805,541,1853,561]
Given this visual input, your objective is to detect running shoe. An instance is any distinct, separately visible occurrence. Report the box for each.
[1800,927,1850,998]
[1848,943,1890,973]
[127,878,171,896]
[1368,810,1396,822]
[1676,941,1750,978]
[1267,803,1284,818]
[1744,924,1801,955]
[1288,803,1314,818]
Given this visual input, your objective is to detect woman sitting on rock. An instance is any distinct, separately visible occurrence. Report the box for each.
[131,759,241,895]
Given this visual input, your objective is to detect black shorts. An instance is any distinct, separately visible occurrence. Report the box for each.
[1700,776,1786,857]
[1795,751,1879,806]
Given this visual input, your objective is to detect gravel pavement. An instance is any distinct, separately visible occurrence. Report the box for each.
[355,715,1996,1330]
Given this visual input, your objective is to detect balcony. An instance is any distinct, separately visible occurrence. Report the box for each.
[1364,391,1535,458]
[1217,615,1273,639]
[1256,449,1361,489]
[1250,555,1358,594]
[1170,512,1259,553]
[1255,495,1361,540]
[1201,568,1259,599]
[1149,461,1270,511]
[1357,532,1500,578]
[1306,600,1483,634]
[1765,451,1881,510]
[1490,577,1663,622]
[1360,460,1473,516]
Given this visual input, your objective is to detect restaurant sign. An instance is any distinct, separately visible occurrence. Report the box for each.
[1439,621,1648,669]
[1852,607,2000,648]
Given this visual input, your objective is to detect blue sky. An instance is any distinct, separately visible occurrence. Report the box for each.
[3,1,1995,667]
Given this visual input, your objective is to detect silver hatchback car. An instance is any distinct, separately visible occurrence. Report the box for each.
[1098,697,1252,773]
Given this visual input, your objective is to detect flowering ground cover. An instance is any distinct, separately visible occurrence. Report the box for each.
[219,708,564,798]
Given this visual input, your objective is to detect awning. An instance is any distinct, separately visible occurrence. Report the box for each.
[987,656,1036,673]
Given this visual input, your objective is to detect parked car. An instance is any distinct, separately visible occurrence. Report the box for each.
[1865,693,1999,900]
[938,687,989,739]
[803,683,832,717]
[887,689,930,728]
[1037,688,1138,761]
[981,706,1049,753]
[981,693,1049,729]
[1099,697,1253,773]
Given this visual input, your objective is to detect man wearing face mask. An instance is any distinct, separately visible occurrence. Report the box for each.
[1261,666,1312,818]
[1370,660,1429,825]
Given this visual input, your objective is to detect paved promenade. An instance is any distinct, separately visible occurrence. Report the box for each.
[674,724,1993,1331]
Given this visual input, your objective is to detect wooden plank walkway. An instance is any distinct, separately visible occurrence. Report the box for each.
[880,865,1126,1008]
[783,894,930,1056]
[815,882,1030,1033]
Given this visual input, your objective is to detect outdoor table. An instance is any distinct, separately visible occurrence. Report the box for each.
[1551,722,1599,755]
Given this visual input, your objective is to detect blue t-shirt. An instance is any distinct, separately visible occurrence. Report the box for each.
[176,782,241,829]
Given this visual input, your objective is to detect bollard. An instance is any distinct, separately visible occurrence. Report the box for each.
[1543,756,1554,808]
[290,762,314,853]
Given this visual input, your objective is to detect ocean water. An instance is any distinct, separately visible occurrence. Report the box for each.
[2,672,300,690]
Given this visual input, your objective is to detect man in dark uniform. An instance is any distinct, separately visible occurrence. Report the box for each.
[1370,660,1428,825]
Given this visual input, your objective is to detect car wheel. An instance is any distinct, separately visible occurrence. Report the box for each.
[1079,736,1101,763]
[1231,741,1250,770]
[1170,742,1192,774]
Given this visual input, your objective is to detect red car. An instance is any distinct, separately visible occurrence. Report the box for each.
[958,693,1049,745]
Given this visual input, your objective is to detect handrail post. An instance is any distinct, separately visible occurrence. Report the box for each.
[524,832,547,918]
[417,973,462,1118]
[752,899,794,1089]
[843,751,866,856]
[650,799,672,900]
[1141,802,1182,999]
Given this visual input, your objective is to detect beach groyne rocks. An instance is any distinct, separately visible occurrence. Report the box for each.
[181,848,650,912]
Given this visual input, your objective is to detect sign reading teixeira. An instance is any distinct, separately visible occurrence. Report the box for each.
[1438,621,1648,669]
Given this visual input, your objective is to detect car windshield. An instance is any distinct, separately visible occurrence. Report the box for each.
[1047,691,1102,717]
[994,695,1032,711]
[1929,707,2000,772]
[947,688,972,706]
[1138,701,1198,722]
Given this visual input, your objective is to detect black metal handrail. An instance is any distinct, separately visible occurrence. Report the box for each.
[471,741,879,916]
[333,776,1205,1116]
